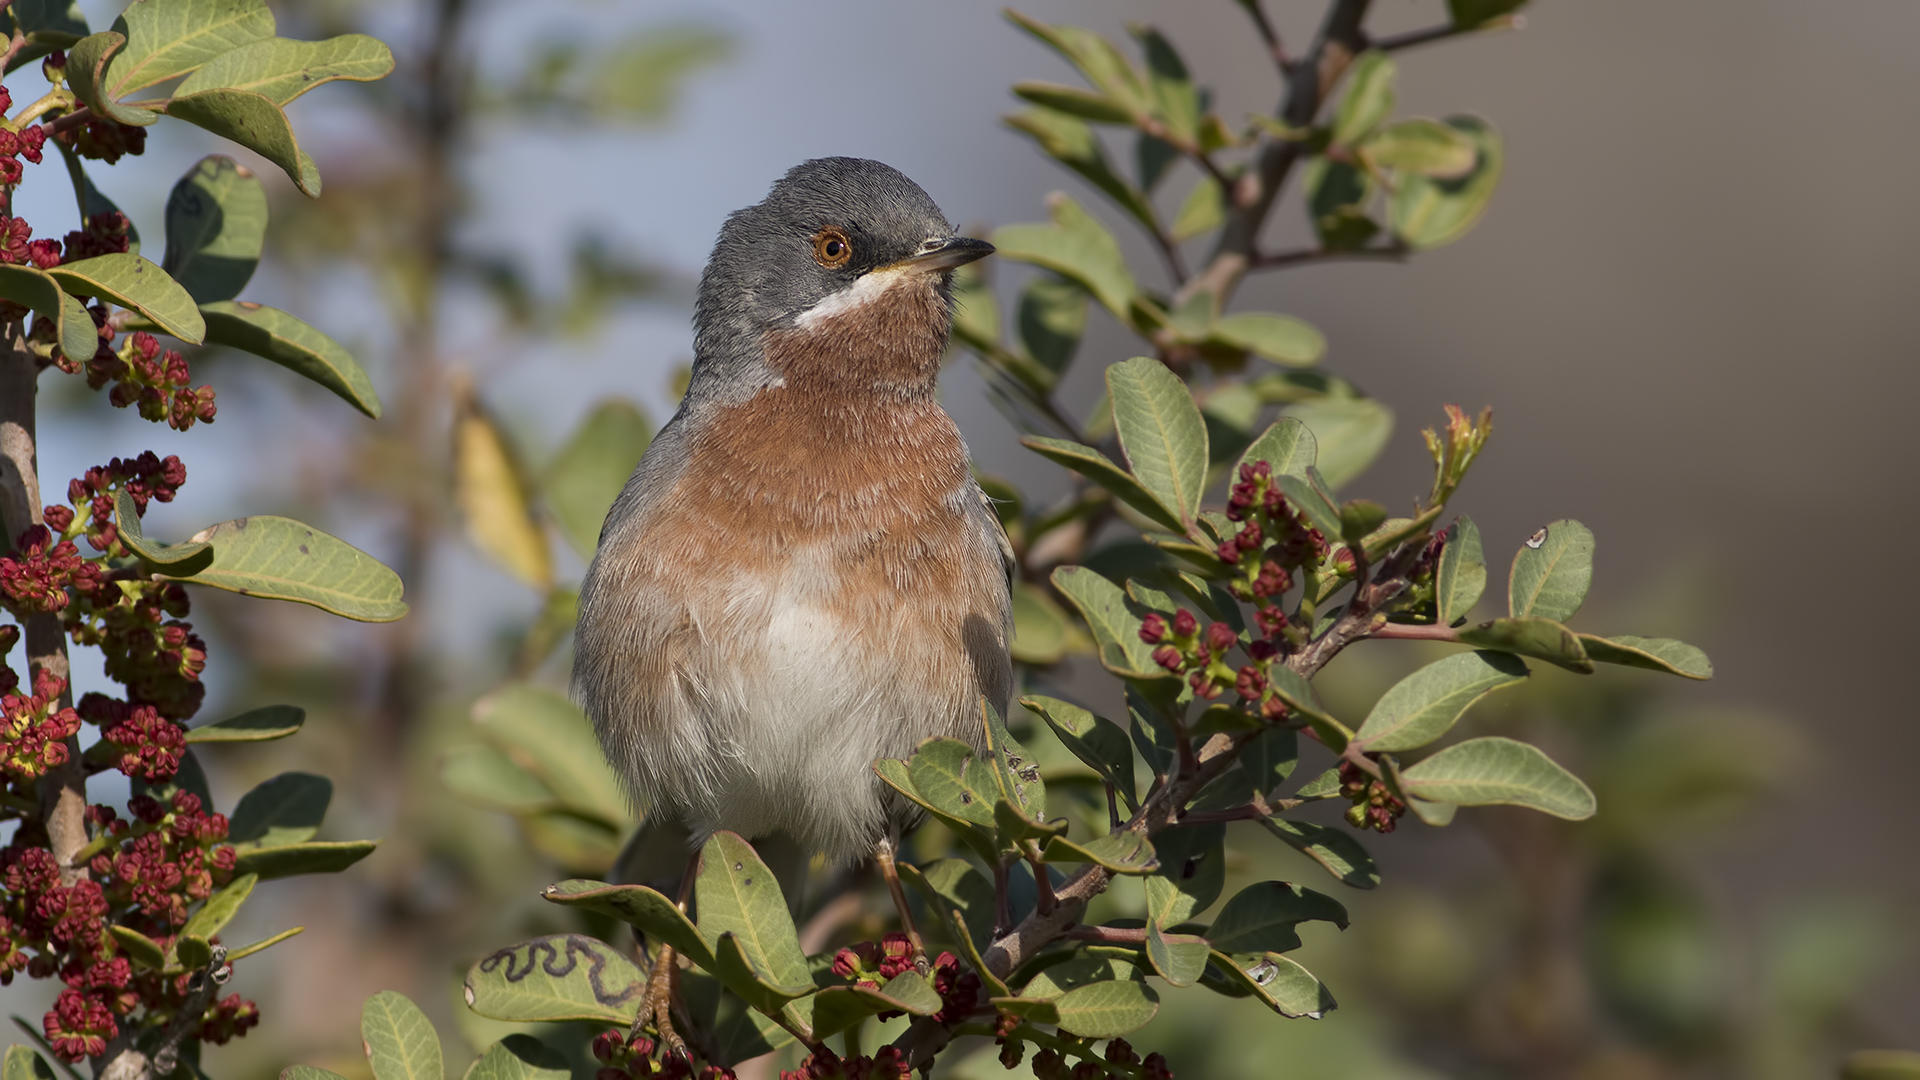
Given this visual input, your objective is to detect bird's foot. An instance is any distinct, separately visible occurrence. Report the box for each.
[630,943,687,1060]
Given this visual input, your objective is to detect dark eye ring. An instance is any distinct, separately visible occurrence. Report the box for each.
[812,227,852,269]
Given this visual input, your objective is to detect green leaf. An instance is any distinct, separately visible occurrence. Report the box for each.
[1390,116,1504,250]
[899,859,997,967]
[1354,650,1529,753]
[439,744,553,814]
[361,990,441,1080]
[1435,516,1486,627]
[176,934,213,970]
[1010,82,1133,123]
[1363,118,1477,178]
[1003,109,1157,234]
[1272,470,1341,536]
[1457,616,1594,674]
[1108,357,1208,525]
[463,934,642,1025]
[1023,695,1136,809]
[904,738,995,829]
[185,704,303,743]
[1145,923,1209,987]
[1293,769,1341,799]
[709,933,814,1017]
[463,1036,568,1080]
[1207,951,1336,1018]
[155,513,407,622]
[1146,822,1225,927]
[1400,736,1596,818]
[0,264,98,362]
[197,301,381,418]
[66,31,154,126]
[1041,829,1159,875]
[1022,437,1185,533]
[10,0,88,52]
[1050,565,1170,681]
[539,879,713,966]
[1258,818,1379,889]
[1578,634,1713,680]
[0,1048,53,1080]
[1268,666,1351,753]
[56,145,139,256]
[545,400,651,560]
[1332,50,1395,145]
[1017,274,1088,385]
[1234,417,1317,483]
[1170,176,1225,242]
[1131,25,1200,142]
[472,684,626,826]
[1508,518,1595,623]
[1339,500,1388,547]
[166,89,321,196]
[1051,978,1160,1038]
[875,757,997,863]
[162,155,266,304]
[1005,12,1150,117]
[1206,881,1348,955]
[182,872,256,944]
[980,699,1046,822]
[1242,727,1298,796]
[104,0,277,96]
[695,832,811,992]
[1447,0,1528,29]
[991,194,1136,318]
[108,925,166,969]
[229,773,330,847]
[1209,313,1326,368]
[225,925,303,962]
[113,489,211,570]
[231,839,376,879]
[175,33,393,104]
[809,975,941,1041]
[1306,158,1379,252]
[1281,398,1393,490]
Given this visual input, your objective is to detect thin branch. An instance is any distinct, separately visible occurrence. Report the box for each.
[42,106,93,136]
[1375,16,1519,53]
[1235,0,1290,73]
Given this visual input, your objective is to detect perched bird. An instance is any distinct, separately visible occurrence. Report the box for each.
[572,157,1012,1044]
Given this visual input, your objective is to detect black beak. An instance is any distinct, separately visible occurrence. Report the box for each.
[895,235,995,273]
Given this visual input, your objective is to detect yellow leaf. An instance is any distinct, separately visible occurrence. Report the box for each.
[453,378,552,589]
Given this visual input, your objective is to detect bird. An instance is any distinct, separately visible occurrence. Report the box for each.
[572,157,1013,1049]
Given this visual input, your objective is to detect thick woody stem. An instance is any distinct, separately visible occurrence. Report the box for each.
[0,327,87,887]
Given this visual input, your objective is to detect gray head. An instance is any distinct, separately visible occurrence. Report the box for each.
[688,157,992,398]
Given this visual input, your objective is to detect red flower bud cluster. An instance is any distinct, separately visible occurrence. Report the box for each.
[87,697,186,781]
[828,933,978,1023]
[1139,608,1243,701]
[0,526,105,614]
[592,1027,732,1080]
[63,213,131,262]
[65,451,188,553]
[85,332,217,432]
[781,1047,906,1080]
[0,624,17,697]
[1024,1042,1172,1080]
[50,112,146,164]
[0,667,81,781]
[1339,760,1406,833]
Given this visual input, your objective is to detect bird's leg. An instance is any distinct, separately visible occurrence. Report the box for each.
[873,835,930,977]
[631,852,702,1058]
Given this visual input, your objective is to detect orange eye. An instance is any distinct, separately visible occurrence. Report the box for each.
[812,227,852,268]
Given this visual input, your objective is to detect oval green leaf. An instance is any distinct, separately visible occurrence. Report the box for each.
[1205,881,1349,955]
[1355,650,1529,753]
[1364,117,1477,177]
[361,990,441,1080]
[1508,518,1594,623]
[163,155,266,304]
[1400,736,1596,819]
[1234,416,1317,483]
[463,1035,568,1080]
[229,773,330,847]
[198,300,381,417]
[175,33,393,105]
[1108,357,1208,525]
[186,703,304,743]
[991,194,1136,318]
[1209,313,1326,368]
[1022,695,1135,808]
[441,744,554,815]
[1435,515,1486,627]
[231,839,377,879]
[181,872,256,945]
[157,514,407,622]
[1022,436,1184,533]
[1577,634,1713,680]
[0,263,98,362]
[1208,950,1336,1018]
[1281,398,1393,491]
[463,935,642,1024]
[472,684,626,826]
[1258,818,1379,889]
[51,253,205,342]
[1457,616,1594,674]
[695,832,810,992]
[166,88,321,196]
[537,880,712,967]
[1390,115,1503,250]
[1051,978,1160,1038]
[1332,50,1395,145]
[113,489,211,570]
[1050,565,1168,680]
